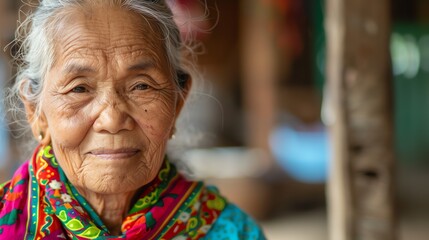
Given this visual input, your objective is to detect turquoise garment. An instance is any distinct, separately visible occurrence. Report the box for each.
[205,203,266,240]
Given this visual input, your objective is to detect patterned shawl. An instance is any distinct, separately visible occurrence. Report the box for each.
[0,145,226,239]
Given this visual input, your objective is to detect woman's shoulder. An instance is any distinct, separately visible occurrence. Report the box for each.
[0,161,30,199]
[205,203,266,240]
[0,161,30,238]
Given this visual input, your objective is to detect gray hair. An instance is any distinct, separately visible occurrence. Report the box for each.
[9,0,193,128]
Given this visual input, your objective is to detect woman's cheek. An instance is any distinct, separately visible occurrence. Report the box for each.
[49,112,92,148]
[42,93,93,147]
[138,103,176,139]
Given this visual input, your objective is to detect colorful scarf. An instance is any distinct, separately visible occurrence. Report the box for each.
[0,145,226,239]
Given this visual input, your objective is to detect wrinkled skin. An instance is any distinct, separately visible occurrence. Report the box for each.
[23,5,189,234]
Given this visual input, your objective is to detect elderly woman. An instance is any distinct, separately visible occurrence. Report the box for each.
[0,1,265,239]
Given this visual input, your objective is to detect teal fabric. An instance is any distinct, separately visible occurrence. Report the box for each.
[205,203,266,240]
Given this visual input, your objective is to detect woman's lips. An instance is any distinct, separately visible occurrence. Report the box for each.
[88,148,140,160]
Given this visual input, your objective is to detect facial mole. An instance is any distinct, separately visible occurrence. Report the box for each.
[144,109,148,113]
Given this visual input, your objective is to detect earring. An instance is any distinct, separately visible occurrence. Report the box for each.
[38,131,44,141]
[170,127,176,139]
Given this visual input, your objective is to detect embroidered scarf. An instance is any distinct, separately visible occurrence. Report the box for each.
[0,145,226,239]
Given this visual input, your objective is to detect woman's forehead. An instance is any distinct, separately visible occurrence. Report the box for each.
[51,6,167,68]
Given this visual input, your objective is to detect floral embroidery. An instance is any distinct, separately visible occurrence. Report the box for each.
[61,194,72,203]
[49,180,62,190]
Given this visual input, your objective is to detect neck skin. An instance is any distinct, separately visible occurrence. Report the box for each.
[76,188,138,235]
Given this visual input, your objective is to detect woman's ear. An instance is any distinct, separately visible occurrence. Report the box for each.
[22,97,50,144]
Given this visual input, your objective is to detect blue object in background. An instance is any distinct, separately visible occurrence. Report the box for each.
[270,124,330,183]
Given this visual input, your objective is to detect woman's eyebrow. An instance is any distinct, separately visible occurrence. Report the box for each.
[127,61,156,72]
[62,63,96,76]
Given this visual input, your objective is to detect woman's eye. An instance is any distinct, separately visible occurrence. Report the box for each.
[133,83,150,91]
[71,86,88,93]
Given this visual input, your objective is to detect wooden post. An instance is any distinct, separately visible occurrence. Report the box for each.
[240,0,276,165]
[325,0,397,239]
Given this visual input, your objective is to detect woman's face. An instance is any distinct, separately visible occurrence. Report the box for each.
[33,6,185,194]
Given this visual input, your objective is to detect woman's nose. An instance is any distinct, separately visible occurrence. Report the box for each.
[93,98,135,134]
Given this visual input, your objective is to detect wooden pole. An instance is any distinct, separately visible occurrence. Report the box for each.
[325,0,397,239]
[240,0,276,165]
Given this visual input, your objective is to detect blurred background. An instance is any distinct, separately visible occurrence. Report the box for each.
[1,0,428,239]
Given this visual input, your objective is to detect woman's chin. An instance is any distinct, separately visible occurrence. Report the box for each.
[76,168,150,195]
[82,175,144,195]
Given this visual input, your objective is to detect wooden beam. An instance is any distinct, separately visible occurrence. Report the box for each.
[325,0,397,239]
